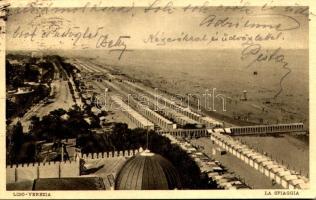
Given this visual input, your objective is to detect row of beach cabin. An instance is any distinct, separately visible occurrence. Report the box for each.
[228,123,304,135]
[164,134,250,189]
[123,80,222,128]
[210,130,309,189]
[119,92,177,130]
[111,96,155,130]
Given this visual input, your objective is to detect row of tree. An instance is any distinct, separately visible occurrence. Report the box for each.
[6,106,101,165]
[8,112,213,188]
[6,84,50,120]
[77,123,214,189]
[6,55,55,119]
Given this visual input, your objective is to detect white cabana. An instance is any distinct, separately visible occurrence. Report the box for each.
[288,179,305,189]
[282,174,298,189]
[276,170,291,185]
[261,162,277,177]
[207,172,219,179]
[270,167,284,181]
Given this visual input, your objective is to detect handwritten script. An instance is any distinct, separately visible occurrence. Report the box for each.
[3,0,311,97]
[241,43,291,98]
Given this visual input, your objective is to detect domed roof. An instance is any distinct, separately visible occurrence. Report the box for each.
[115,149,182,190]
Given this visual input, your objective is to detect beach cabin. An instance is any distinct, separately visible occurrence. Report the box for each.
[226,143,234,154]
[275,169,291,185]
[221,182,233,189]
[207,172,219,180]
[235,146,248,160]
[261,160,276,178]
[248,154,261,168]
[270,167,284,181]
[195,152,204,156]
[288,179,305,189]
[215,174,234,187]
[213,147,226,155]
[223,141,230,150]
[213,175,224,182]
[241,150,253,164]
[244,152,256,166]
[206,161,217,166]
[282,174,298,189]
[222,181,243,189]
[216,138,223,148]
[255,157,270,173]
[200,164,214,174]
[230,180,243,186]
[230,143,238,156]
[187,147,197,154]
[291,180,309,189]
[218,178,230,185]
[212,166,225,173]
[225,185,237,189]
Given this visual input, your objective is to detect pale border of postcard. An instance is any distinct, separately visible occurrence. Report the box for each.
[0,0,315,199]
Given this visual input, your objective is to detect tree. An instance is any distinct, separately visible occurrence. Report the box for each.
[6,100,17,119]
[24,64,40,82]
[30,116,40,130]
[12,76,24,88]
[50,108,67,117]
[10,121,24,163]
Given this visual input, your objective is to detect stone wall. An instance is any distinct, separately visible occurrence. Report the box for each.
[6,160,79,184]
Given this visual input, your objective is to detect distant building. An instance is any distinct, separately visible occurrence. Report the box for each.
[8,86,34,104]
[31,51,43,58]
[8,59,22,66]
[16,87,33,94]
[91,106,102,116]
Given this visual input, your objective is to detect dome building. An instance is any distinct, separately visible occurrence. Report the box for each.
[115,149,182,190]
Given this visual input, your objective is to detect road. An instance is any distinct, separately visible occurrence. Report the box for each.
[10,61,75,133]
[33,80,74,117]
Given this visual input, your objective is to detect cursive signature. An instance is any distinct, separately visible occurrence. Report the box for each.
[200,14,300,31]
[241,43,291,98]
[96,35,131,60]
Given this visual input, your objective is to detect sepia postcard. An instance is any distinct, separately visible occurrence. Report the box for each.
[0,0,315,199]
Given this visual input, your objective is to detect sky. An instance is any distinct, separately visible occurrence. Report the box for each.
[6,6,309,50]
